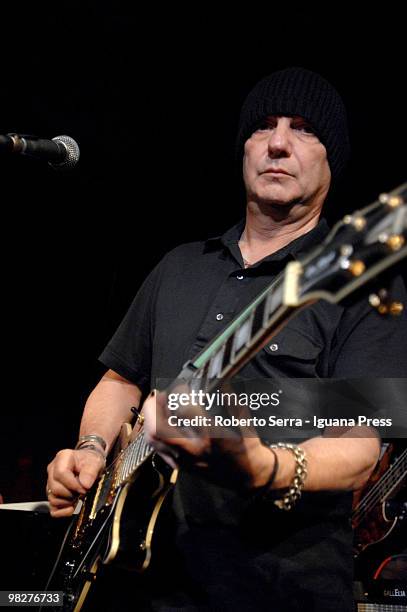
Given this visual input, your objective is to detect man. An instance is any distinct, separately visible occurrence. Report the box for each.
[47,67,407,611]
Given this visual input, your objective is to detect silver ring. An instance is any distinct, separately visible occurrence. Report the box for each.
[47,488,53,497]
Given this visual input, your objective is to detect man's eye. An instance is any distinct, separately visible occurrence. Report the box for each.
[256,122,272,132]
[293,123,315,134]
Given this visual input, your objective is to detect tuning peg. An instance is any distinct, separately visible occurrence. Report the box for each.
[348,260,366,277]
[131,406,145,424]
[343,215,366,230]
[379,193,404,208]
[389,301,404,315]
[386,234,405,251]
[369,290,404,316]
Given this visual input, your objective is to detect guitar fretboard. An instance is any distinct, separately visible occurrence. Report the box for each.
[190,273,288,385]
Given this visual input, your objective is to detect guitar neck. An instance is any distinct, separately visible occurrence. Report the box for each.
[112,271,299,490]
[352,448,407,524]
[183,262,308,389]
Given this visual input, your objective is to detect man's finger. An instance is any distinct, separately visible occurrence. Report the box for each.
[47,482,76,500]
[77,462,104,489]
[49,506,76,518]
[49,495,76,509]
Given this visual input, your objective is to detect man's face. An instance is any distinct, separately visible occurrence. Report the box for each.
[243,115,331,208]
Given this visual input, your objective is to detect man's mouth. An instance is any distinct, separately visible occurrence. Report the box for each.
[262,168,291,176]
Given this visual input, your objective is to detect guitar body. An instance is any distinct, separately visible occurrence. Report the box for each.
[43,425,177,612]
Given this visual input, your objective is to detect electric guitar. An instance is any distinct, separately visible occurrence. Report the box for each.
[352,443,407,556]
[43,183,407,611]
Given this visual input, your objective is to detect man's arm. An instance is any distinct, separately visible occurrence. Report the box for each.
[261,430,381,492]
[142,392,381,495]
[78,369,142,453]
[46,369,142,517]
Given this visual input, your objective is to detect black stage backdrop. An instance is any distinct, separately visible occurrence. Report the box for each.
[0,4,405,501]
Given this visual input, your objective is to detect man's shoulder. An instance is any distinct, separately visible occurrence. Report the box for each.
[160,220,243,265]
[160,235,222,265]
[165,239,207,257]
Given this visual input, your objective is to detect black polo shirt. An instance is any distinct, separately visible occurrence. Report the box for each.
[100,218,407,389]
[98,219,407,612]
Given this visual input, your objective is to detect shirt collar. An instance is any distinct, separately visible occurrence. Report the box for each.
[204,217,330,266]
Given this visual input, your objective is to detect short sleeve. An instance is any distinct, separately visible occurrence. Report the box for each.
[99,259,164,393]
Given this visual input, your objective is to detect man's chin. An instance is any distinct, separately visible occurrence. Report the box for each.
[257,195,303,208]
[254,183,302,205]
[254,195,305,219]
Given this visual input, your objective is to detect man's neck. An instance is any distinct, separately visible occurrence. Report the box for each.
[239,203,322,266]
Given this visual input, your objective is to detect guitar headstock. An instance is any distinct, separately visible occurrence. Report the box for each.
[283,182,407,307]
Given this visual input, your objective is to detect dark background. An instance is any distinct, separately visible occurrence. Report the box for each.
[0,4,405,501]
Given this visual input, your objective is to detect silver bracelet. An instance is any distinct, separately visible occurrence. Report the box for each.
[76,443,106,462]
[75,434,107,452]
[268,442,308,511]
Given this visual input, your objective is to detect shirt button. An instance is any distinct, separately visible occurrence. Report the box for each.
[236,275,244,280]
[216,313,224,321]
[269,343,279,351]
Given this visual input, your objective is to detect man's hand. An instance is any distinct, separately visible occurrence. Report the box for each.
[142,389,278,490]
[46,448,106,517]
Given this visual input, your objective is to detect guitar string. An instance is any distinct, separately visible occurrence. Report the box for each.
[105,431,152,488]
[353,468,407,524]
[352,455,407,521]
[353,449,407,516]
[135,434,145,469]
[352,449,407,521]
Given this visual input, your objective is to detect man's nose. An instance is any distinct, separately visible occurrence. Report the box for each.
[267,124,292,158]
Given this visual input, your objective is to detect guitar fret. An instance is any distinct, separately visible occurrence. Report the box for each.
[221,334,235,373]
[135,435,145,467]
[130,438,139,468]
[117,454,125,483]
[198,361,210,391]
[251,296,266,337]
[123,447,131,479]
[142,440,152,461]
[231,312,254,362]
[132,439,141,468]
[190,375,203,393]
[127,448,135,477]
[127,445,136,476]
[263,284,283,325]
[122,451,130,482]
[207,344,226,380]
[129,444,136,477]
[118,452,125,482]
[126,442,136,477]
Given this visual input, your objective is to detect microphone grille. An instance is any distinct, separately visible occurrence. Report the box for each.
[51,135,80,169]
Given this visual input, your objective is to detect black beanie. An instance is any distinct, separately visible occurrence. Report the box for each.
[236,67,350,181]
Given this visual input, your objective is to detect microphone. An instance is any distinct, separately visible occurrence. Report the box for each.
[0,133,80,169]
